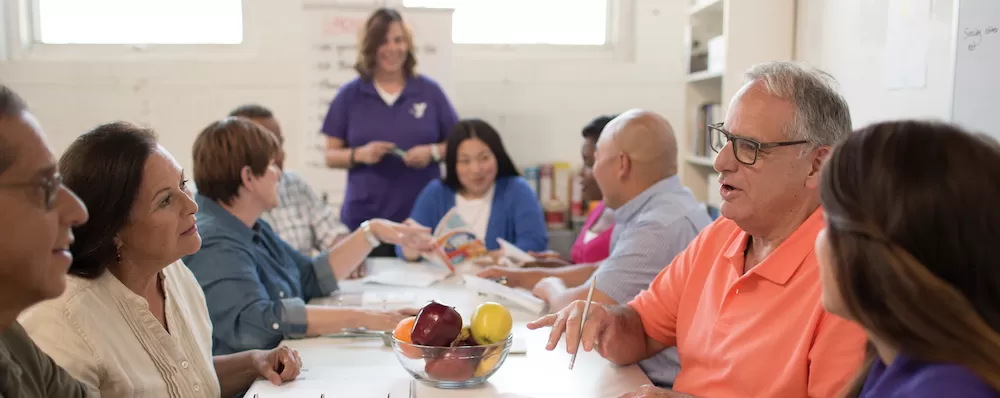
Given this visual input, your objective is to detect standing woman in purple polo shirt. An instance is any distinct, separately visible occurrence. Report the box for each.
[816,120,1000,398]
[322,8,459,257]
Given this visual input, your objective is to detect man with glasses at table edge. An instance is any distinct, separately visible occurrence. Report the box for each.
[0,85,90,397]
[529,61,867,398]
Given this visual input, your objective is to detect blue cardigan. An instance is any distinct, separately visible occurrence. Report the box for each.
[397,176,548,257]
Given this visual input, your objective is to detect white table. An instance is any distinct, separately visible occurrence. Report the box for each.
[244,259,651,398]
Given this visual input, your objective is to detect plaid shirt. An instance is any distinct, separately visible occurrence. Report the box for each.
[260,171,348,257]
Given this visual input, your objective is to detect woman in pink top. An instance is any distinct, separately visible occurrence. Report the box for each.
[528,115,616,267]
[567,200,614,264]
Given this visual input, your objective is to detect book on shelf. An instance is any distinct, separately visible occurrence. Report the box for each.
[692,103,723,157]
[522,162,581,231]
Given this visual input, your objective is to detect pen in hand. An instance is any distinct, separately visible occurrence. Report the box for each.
[569,274,598,370]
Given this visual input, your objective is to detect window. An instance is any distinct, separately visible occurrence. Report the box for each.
[402,0,608,45]
[35,0,243,45]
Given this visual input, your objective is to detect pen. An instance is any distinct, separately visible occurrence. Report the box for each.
[569,274,598,370]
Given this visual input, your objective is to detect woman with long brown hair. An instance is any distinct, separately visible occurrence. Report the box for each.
[816,120,1000,397]
[321,8,459,257]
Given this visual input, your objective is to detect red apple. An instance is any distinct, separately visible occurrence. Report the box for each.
[425,350,476,381]
[411,301,463,347]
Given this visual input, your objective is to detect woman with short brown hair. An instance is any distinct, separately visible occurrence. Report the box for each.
[184,117,436,355]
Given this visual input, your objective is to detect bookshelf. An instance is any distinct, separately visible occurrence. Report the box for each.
[679,0,795,209]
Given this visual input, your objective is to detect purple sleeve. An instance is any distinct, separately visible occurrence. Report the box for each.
[435,84,459,142]
[901,366,1000,398]
[321,88,350,143]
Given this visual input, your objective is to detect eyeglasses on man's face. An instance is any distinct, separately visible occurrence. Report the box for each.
[0,172,63,210]
[708,123,810,165]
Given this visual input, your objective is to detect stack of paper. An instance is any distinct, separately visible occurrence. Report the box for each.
[462,275,547,315]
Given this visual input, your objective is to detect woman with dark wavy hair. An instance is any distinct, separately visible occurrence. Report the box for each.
[20,122,302,398]
[816,120,1000,397]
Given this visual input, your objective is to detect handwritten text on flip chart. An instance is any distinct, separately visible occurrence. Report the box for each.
[963,25,998,51]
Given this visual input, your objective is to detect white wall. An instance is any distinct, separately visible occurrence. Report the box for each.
[795,0,958,129]
[0,0,689,177]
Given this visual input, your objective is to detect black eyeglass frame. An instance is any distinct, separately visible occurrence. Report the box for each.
[708,122,810,165]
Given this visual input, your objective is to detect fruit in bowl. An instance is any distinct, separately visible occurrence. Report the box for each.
[471,302,513,345]
[392,316,422,359]
[391,300,514,389]
[425,350,476,381]
[411,300,463,347]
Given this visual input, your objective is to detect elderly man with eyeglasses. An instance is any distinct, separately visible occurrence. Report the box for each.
[528,61,868,398]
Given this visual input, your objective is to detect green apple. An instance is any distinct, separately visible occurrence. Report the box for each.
[470,302,513,345]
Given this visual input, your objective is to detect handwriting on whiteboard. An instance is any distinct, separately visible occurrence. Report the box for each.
[963,25,999,51]
[321,16,367,37]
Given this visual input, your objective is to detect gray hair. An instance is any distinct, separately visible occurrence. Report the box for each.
[743,61,852,148]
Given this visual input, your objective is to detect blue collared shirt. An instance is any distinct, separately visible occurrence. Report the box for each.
[182,194,339,355]
[593,175,712,387]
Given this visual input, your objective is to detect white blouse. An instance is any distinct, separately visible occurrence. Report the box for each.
[455,184,495,240]
[18,260,219,398]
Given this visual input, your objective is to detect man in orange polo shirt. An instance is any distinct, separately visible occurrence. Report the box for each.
[528,61,867,397]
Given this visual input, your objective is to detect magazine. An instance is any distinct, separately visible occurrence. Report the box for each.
[422,208,490,273]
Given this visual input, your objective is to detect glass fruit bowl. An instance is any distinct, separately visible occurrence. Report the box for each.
[390,334,513,389]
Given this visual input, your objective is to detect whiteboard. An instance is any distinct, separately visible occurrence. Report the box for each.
[951,0,1000,141]
[299,4,454,210]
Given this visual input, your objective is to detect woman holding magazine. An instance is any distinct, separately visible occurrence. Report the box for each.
[397,119,548,263]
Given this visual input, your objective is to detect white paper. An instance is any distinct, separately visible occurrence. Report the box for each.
[361,266,449,288]
[882,0,932,89]
[243,366,412,398]
[510,335,528,355]
[497,238,535,264]
[361,291,417,307]
[462,275,547,315]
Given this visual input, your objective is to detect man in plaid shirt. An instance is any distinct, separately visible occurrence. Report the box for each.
[229,104,349,257]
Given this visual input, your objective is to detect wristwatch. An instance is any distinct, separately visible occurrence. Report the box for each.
[359,220,381,248]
